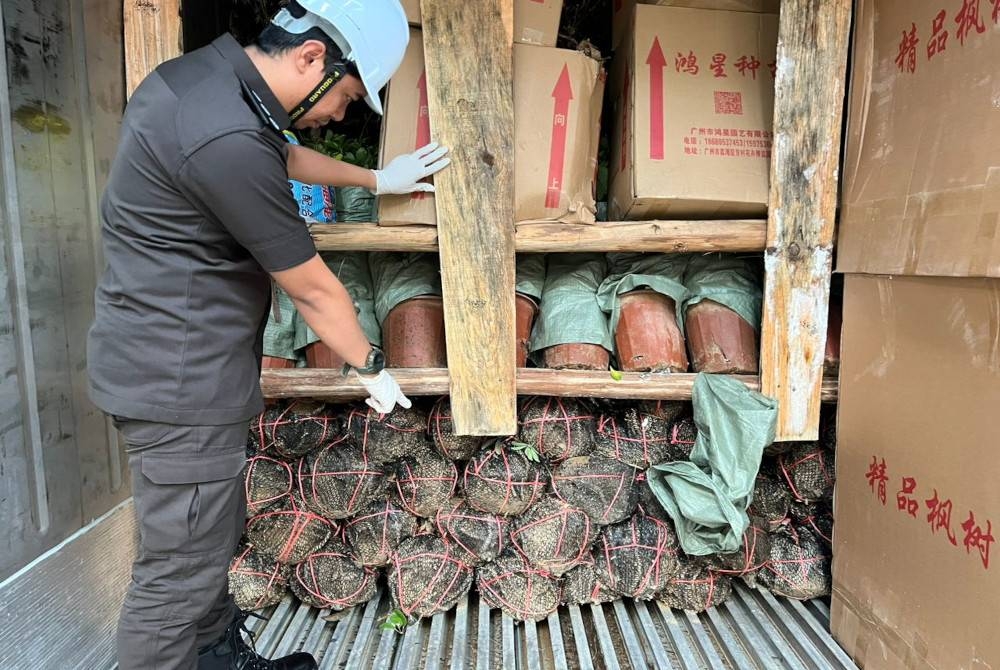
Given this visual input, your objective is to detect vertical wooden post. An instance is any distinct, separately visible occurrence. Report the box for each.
[123,0,182,98]
[761,0,851,441]
[421,0,517,435]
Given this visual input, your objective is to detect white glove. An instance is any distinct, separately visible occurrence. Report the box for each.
[356,370,412,414]
[373,142,451,195]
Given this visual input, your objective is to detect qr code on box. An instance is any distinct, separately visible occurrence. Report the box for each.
[714,91,743,115]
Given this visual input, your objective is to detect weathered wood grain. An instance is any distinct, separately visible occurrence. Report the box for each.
[761,0,851,441]
[311,224,439,252]
[124,0,181,98]
[421,0,517,435]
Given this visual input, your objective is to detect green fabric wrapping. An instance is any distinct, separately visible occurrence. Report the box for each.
[596,253,691,333]
[645,374,777,556]
[263,285,300,361]
[336,186,377,222]
[682,254,763,332]
[295,252,381,350]
[529,254,612,358]
[370,252,441,325]
[515,255,546,301]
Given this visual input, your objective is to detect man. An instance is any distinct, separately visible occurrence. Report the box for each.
[86,2,446,668]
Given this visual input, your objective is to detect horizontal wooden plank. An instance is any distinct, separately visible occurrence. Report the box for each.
[261,368,838,403]
[311,220,767,253]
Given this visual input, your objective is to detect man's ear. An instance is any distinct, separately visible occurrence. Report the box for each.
[295,39,327,74]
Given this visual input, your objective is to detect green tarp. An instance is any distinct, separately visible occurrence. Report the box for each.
[262,285,300,362]
[336,186,377,222]
[683,254,763,332]
[369,252,442,325]
[646,374,777,555]
[515,255,546,301]
[295,252,381,351]
[529,254,612,360]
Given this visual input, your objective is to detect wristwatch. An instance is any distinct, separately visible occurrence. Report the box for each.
[343,346,386,377]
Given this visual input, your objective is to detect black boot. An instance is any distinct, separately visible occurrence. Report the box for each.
[197,611,317,670]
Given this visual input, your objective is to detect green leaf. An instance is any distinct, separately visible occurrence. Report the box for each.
[610,368,624,381]
[510,441,531,450]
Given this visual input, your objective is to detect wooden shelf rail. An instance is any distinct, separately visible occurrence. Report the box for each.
[261,368,840,403]
[310,220,767,254]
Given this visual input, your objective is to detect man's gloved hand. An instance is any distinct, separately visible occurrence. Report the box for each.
[356,370,412,414]
[372,142,451,195]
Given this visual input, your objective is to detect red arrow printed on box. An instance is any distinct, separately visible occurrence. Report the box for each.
[646,36,666,160]
[412,70,431,201]
[546,64,573,210]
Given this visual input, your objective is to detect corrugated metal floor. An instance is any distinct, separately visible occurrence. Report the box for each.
[0,500,858,670]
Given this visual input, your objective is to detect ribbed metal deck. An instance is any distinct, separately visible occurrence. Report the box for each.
[0,500,858,670]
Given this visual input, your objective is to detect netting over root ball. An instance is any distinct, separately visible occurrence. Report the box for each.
[389,535,474,620]
[776,443,836,503]
[428,397,484,461]
[560,556,617,606]
[636,400,687,423]
[249,401,340,460]
[393,452,458,518]
[757,526,832,600]
[435,498,507,566]
[344,499,419,567]
[245,455,294,517]
[476,548,562,622]
[345,404,432,465]
[594,406,675,469]
[463,444,547,516]
[517,397,597,462]
[228,544,291,611]
[592,513,680,600]
[245,495,334,565]
[749,473,791,528]
[509,496,593,576]
[637,482,673,524]
[704,515,771,584]
[298,438,385,520]
[551,456,640,525]
[665,416,698,462]
[658,559,733,613]
[291,539,379,611]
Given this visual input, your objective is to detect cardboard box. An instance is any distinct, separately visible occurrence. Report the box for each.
[378,27,435,226]
[609,5,777,220]
[832,273,1000,670]
[612,0,781,50]
[402,0,563,46]
[839,0,1000,278]
[514,44,605,223]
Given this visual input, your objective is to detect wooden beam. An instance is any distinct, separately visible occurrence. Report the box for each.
[123,0,182,98]
[261,368,840,403]
[760,0,851,441]
[311,224,439,252]
[421,0,516,435]
[514,220,767,253]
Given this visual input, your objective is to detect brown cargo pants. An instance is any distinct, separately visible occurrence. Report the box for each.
[113,418,249,670]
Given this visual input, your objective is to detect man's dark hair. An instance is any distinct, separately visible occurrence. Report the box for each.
[255,24,359,77]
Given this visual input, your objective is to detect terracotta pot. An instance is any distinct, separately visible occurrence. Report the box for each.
[685,299,759,374]
[542,343,610,370]
[615,289,689,372]
[305,342,347,370]
[384,295,448,368]
[261,356,296,369]
[824,300,843,373]
[515,293,539,368]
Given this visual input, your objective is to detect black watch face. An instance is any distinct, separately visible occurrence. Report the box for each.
[369,348,386,370]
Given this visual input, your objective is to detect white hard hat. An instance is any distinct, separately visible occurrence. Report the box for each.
[272,0,409,115]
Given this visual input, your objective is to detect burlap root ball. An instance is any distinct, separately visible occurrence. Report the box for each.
[344,499,419,567]
[476,548,561,622]
[704,515,771,584]
[517,397,597,462]
[637,482,673,525]
[245,454,295,517]
[757,526,832,600]
[776,442,836,503]
[298,438,385,520]
[592,513,681,600]
[551,456,640,525]
[393,452,458,518]
[291,539,379,611]
[636,400,687,423]
[594,406,675,468]
[749,473,791,528]
[665,416,698,462]
[345,404,432,464]
[228,544,291,611]
[249,401,340,460]
[658,559,733,613]
[435,498,507,566]
[389,535,474,620]
[508,496,593,576]
[560,555,617,606]
[463,444,547,516]
[428,397,484,461]
[245,495,334,565]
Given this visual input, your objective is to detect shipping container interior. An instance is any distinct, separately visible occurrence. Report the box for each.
[0,0,859,668]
